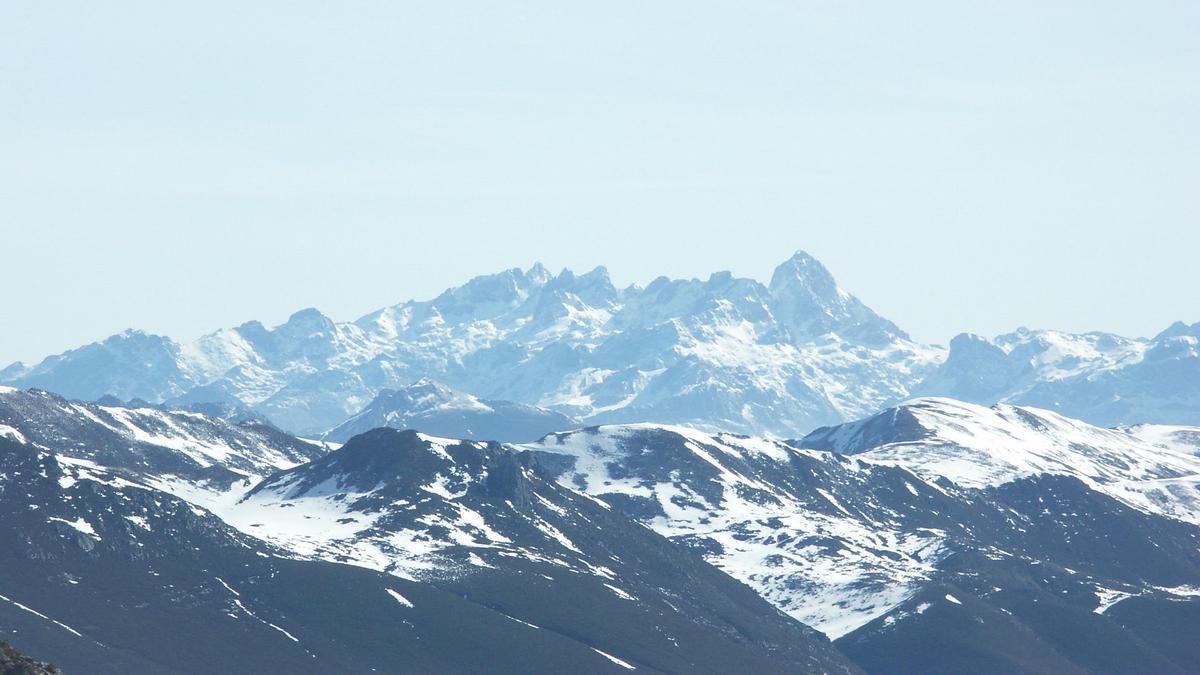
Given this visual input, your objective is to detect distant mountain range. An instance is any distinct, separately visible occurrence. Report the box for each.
[3,251,932,438]
[323,378,578,443]
[3,251,1194,440]
[913,324,1200,427]
[3,386,1200,672]
[3,251,1197,672]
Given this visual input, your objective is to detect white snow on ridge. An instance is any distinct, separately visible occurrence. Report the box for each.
[997,329,1148,383]
[93,404,311,472]
[14,377,1200,651]
[848,398,1200,487]
[1126,423,1200,456]
[523,425,946,638]
[824,398,1200,524]
[0,424,26,443]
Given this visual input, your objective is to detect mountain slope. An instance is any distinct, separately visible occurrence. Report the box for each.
[0,394,859,674]
[5,387,1200,672]
[836,475,1200,675]
[791,398,1200,672]
[521,424,954,638]
[0,386,326,509]
[0,639,63,675]
[798,397,1200,524]
[6,433,821,674]
[516,412,1200,673]
[220,428,857,674]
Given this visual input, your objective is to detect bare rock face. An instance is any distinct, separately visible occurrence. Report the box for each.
[0,640,64,675]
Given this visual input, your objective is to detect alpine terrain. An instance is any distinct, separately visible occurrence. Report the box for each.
[6,252,1195,440]
[3,383,1200,673]
[0,387,857,674]
[1,252,944,437]
[1,253,1197,674]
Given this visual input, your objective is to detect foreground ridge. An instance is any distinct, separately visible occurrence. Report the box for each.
[4,385,1200,672]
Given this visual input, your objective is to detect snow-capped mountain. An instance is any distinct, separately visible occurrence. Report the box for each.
[914,323,1200,427]
[523,424,951,638]
[1124,422,1200,456]
[0,390,859,674]
[800,397,1200,525]
[0,386,325,492]
[4,388,1200,672]
[0,252,942,437]
[3,255,1197,439]
[511,405,1200,672]
[323,378,578,443]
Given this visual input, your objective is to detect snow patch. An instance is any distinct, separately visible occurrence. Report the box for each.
[385,588,414,608]
[591,648,636,670]
[48,516,100,539]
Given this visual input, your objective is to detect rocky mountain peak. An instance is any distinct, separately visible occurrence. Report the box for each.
[767,250,906,344]
[768,250,840,300]
[909,333,1026,404]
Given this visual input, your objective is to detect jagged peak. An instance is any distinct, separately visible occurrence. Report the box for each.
[526,261,551,283]
[765,250,907,344]
[579,264,611,283]
[768,250,839,299]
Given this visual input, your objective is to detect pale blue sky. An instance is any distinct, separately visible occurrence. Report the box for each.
[2,1,1197,364]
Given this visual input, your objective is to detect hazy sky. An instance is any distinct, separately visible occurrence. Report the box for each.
[2,2,1197,364]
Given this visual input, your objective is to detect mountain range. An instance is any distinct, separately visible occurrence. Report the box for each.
[3,385,1200,673]
[0,386,856,674]
[323,378,578,443]
[3,251,1195,441]
[3,251,1198,673]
